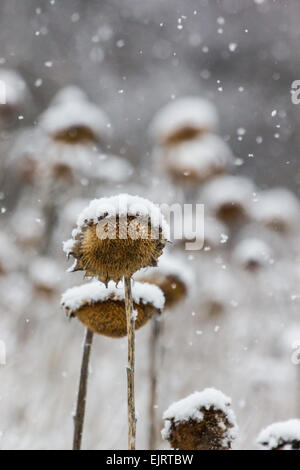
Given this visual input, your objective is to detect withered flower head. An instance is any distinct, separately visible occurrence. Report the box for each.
[251,188,300,234]
[233,238,273,272]
[135,253,193,309]
[38,87,110,145]
[162,388,238,450]
[201,175,255,225]
[61,280,165,337]
[161,135,233,186]
[257,420,300,450]
[150,97,219,146]
[64,195,169,284]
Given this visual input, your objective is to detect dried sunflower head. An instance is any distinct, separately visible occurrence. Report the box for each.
[201,175,255,226]
[257,420,300,451]
[38,87,110,145]
[64,194,169,284]
[251,188,300,235]
[61,280,165,337]
[162,389,238,450]
[162,135,233,186]
[150,97,219,147]
[135,253,193,309]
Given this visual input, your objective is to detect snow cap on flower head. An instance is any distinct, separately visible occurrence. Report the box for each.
[38,87,111,142]
[257,419,300,450]
[63,194,169,284]
[134,252,194,308]
[61,280,165,337]
[162,388,238,450]
[150,97,219,145]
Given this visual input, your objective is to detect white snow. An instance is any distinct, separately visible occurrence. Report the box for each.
[63,194,170,253]
[150,97,219,143]
[29,257,62,289]
[49,86,88,106]
[161,388,238,440]
[201,175,255,213]
[61,280,165,315]
[0,69,27,106]
[38,90,111,139]
[257,419,300,449]
[233,238,273,268]
[163,134,233,178]
[96,154,134,182]
[251,188,300,230]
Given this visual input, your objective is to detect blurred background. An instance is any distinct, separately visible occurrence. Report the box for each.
[0,0,299,450]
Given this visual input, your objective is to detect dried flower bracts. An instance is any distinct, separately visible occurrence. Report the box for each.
[162,388,238,450]
[64,194,169,284]
[257,419,300,450]
[61,280,165,337]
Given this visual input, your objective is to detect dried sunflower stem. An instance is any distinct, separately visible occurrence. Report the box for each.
[124,276,136,450]
[73,328,94,451]
[148,312,162,449]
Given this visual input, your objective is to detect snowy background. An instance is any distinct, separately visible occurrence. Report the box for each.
[0,0,300,450]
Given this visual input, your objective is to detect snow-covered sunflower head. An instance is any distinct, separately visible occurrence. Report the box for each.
[150,97,219,147]
[64,194,170,284]
[61,280,165,337]
[257,419,300,450]
[135,253,193,309]
[162,388,238,450]
[38,86,110,145]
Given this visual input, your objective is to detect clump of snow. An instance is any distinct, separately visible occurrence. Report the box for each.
[38,88,111,139]
[162,388,238,440]
[0,69,27,106]
[95,154,134,182]
[251,188,300,231]
[150,97,219,143]
[232,238,273,268]
[257,419,300,449]
[135,252,194,289]
[49,86,88,106]
[61,280,165,315]
[201,175,255,214]
[29,257,63,290]
[63,194,170,254]
[163,134,233,178]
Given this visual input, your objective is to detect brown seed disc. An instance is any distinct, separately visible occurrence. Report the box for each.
[71,216,166,283]
[75,299,155,337]
[53,126,98,144]
[164,127,204,146]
